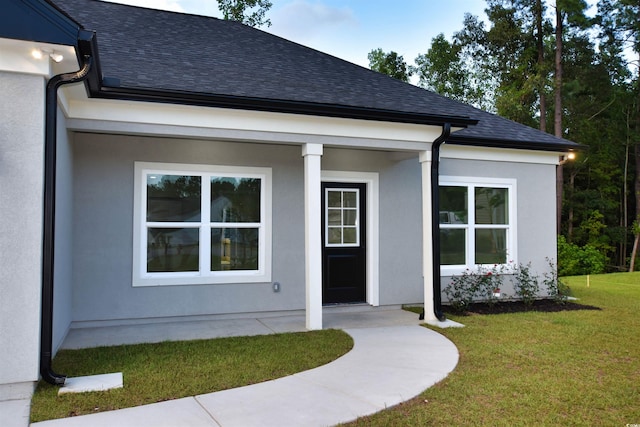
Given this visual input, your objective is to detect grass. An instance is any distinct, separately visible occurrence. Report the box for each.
[31,329,352,423]
[344,272,640,426]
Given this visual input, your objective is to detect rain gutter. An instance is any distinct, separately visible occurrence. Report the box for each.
[40,29,97,385]
[430,123,450,322]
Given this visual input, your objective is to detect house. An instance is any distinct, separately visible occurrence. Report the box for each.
[0,0,578,398]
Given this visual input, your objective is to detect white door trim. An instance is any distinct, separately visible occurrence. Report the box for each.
[321,170,379,306]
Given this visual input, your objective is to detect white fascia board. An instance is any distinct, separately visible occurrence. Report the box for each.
[0,38,76,77]
[441,144,561,165]
[64,97,445,149]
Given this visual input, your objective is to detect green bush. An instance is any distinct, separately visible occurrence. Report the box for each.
[542,258,570,303]
[512,262,539,306]
[444,264,505,312]
[557,235,607,276]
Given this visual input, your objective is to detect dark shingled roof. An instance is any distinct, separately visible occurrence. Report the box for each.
[51,0,579,151]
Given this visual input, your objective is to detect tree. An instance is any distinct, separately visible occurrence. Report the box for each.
[413,14,494,111]
[597,0,640,270]
[368,48,412,82]
[483,0,548,127]
[535,0,548,132]
[413,35,466,98]
[411,0,638,271]
[217,0,272,28]
[549,0,590,233]
[554,0,590,138]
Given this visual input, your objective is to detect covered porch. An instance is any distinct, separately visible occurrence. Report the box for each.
[60,305,426,350]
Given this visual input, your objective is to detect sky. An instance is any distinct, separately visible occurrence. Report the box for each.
[101,0,490,70]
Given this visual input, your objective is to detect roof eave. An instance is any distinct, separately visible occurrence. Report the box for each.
[90,84,479,128]
[447,135,585,153]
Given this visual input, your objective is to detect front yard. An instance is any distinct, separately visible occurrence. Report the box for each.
[30,330,352,422]
[345,272,640,426]
[31,272,640,425]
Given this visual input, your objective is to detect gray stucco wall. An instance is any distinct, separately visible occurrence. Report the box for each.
[71,136,429,323]
[72,134,307,323]
[377,156,424,304]
[0,71,45,392]
[53,110,73,353]
[323,149,424,305]
[439,157,558,297]
[71,133,557,323]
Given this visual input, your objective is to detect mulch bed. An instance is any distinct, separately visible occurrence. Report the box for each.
[444,299,602,315]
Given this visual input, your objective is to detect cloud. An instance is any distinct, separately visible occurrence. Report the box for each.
[270,0,358,43]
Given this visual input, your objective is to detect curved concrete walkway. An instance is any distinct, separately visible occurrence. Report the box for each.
[32,322,458,427]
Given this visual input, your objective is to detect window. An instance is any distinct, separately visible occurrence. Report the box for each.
[133,162,271,286]
[439,177,516,272]
[325,188,360,247]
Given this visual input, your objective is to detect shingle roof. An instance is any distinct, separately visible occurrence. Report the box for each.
[51,0,579,151]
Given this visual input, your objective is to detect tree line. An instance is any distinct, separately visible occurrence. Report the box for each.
[369,0,640,274]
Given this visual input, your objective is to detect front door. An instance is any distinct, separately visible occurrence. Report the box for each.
[321,182,366,304]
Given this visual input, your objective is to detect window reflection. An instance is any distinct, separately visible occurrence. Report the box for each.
[147,175,201,222]
[439,186,468,224]
[440,229,466,265]
[475,229,507,264]
[147,228,199,272]
[475,187,508,225]
[211,177,261,223]
[211,228,259,271]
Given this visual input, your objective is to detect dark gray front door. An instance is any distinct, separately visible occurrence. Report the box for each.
[321,182,366,304]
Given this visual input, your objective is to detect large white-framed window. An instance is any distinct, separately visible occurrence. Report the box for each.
[439,176,517,275]
[133,162,272,286]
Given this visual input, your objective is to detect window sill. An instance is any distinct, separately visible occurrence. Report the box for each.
[132,271,271,287]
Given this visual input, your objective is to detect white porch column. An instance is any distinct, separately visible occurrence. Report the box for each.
[302,143,323,330]
[419,150,437,322]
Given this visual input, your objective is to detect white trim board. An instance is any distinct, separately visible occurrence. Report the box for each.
[441,144,561,165]
[132,162,273,286]
[322,170,380,307]
[63,97,444,147]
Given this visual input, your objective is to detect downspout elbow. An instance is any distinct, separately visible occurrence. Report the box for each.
[41,55,93,386]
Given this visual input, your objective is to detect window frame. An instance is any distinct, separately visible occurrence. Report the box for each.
[133,162,272,287]
[439,176,517,276]
[324,187,361,248]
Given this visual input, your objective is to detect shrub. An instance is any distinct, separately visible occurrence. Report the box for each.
[512,262,539,306]
[542,258,570,304]
[557,235,606,276]
[444,269,477,313]
[444,265,505,313]
[474,264,506,306]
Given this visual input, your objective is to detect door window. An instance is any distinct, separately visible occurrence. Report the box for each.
[325,188,360,247]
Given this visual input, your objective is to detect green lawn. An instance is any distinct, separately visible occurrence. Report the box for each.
[345,272,640,426]
[31,330,352,423]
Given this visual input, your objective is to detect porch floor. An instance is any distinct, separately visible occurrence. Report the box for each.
[60,305,425,349]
